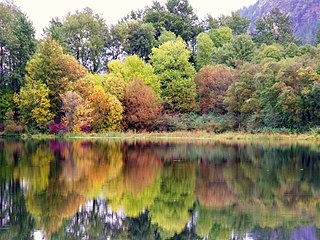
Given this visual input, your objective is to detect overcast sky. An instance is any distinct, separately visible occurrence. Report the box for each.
[2,0,257,38]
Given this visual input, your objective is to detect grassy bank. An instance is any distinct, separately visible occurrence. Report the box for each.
[14,130,320,143]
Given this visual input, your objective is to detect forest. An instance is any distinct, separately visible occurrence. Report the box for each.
[1,0,320,134]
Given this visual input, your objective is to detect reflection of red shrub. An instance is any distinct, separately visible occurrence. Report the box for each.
[80,141,92,148]
[49,122,68,134]
[196,162,236,208]
[49,140,68,154]
[124,143,163,195]
[124,78,162,130]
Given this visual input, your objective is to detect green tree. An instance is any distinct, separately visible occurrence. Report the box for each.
[209,27,233,48]
[310,82,320,124]
[0,89,13,123]
[144,0,202,45]
[157,30,177,46]
[228,34,256,63]
[316,26,320,45]
[107,23,127,60]
[120,21,156,60]
[150,163,196,235]
[150,38,197,112]
[204,12,250,35]
[255,44,285,62]
[14,81,54,131]
[223,12,250,35]
[108,55,161,94]
[25,38,87,115]
[0,2,36,92]
[285,43,299,58]
[48,8,109,72]
[224,63,261,129]
[253,8,297,46]
[214,34,256,67]
[196,32,214,69]
[44,17,69,51]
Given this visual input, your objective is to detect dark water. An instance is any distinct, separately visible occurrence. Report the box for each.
[0,139,320,240]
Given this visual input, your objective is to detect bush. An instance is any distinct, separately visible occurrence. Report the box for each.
[3,110,24,134]
[123,78,162,130]
[0,122,4,132]
[49,122,68,134]
[151,113,231,133]
[80,124,91,133]
[4,124,24,134]
[195,65,235,114]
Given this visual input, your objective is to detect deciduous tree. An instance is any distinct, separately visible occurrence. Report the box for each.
[123,78,162,130]
[195,65,235,114]
[14,81,53,131]
[46,8,109,72]
[196,33,214,70]
[26,38,87,115]
[0,2,36,92]
[108,55,160,94]
[88,86,123,132]
[150,38,197,112]
[253,8,297,46]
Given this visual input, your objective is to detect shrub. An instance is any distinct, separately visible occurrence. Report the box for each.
[49,122,68,134]
[123,78,162,130]
[195,65,235,114]
[0,122,4,132]
[4,110,24,134]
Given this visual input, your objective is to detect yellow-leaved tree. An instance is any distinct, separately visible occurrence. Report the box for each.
[14,81,53,131]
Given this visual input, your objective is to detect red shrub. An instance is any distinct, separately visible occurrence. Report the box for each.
[49,122,68,134]
[195,65,235,114]
[123,78,162,130]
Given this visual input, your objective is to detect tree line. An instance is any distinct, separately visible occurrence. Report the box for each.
[1,0,320,134]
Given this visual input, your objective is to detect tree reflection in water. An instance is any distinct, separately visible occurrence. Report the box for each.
[1,139,320,239]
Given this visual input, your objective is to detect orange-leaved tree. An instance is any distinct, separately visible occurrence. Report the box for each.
[123,78,162,130]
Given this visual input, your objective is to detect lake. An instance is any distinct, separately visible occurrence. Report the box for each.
[0,138,320,239]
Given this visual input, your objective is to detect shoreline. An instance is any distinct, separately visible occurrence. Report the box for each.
[2,131,318,143]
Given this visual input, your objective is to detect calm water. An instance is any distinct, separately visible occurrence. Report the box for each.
[0,139,320,240]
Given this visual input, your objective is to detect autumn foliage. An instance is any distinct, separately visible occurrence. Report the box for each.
[195,65,235,114]
[123,78,162,130]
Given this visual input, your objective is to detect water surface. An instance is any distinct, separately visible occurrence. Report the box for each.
[0,138,320,239]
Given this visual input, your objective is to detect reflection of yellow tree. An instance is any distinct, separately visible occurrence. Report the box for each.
[150,162,196,235]
[24,140,124,236]
[25,184,85,235]
[196,162,236,209]
[104,143,162,217]
[3,141,24,165]
[59,141,123,199]
[14,146,54,193]
[106,175,161,218]
[195,205,231,239]
[2,141,54,193]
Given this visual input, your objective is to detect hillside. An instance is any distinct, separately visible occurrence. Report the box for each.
[239,0,320,44]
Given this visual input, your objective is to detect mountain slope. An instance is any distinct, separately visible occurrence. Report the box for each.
[239,0,320,44]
